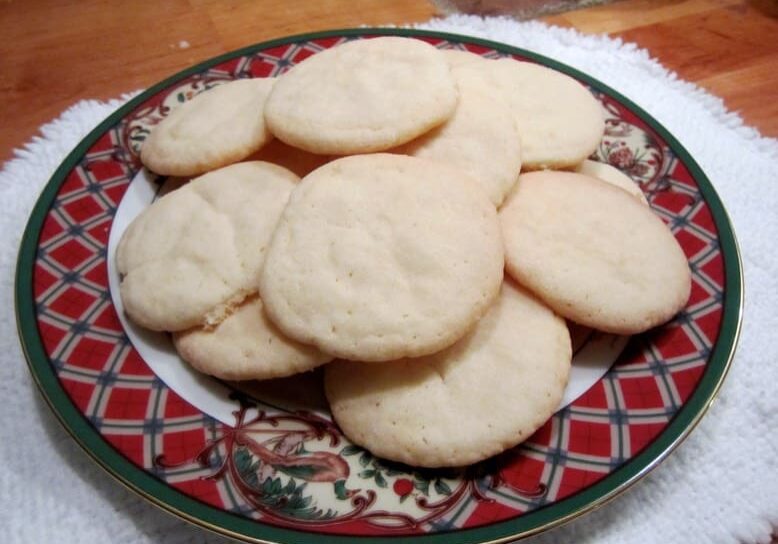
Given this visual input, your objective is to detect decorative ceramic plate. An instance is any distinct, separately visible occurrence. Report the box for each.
[16,29,742,543]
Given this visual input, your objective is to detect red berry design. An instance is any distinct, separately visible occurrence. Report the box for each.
[393,478,413,497]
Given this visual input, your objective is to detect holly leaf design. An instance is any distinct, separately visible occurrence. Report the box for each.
[414,478,430,496]
[276,464,318,480]
[333,479,349,500]
[358,452,371,467]
[340,445,362,456]
[434,479,452,496]
[234,448,260,488]
[374,472,388,488]
[268,477,283,495]
[257,476,334,521]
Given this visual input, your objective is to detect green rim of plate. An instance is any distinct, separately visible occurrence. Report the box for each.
[15,27,743,544]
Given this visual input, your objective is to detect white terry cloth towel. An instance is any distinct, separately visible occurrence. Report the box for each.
[1,14,777,544]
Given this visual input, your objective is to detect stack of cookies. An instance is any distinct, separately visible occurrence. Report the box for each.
[120,37,691,468]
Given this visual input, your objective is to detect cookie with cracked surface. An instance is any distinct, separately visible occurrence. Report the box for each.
[264,37,458,155]
[141,78,276,176]
[324,280,571,468]
[259,153,504,362]
[392,63,522,207]
[117,161,298,331]
[457,58,604,170]
[499,170,690,334]
[173,296,332,381]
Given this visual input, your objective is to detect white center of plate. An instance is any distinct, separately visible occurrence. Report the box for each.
[108,169,628,425]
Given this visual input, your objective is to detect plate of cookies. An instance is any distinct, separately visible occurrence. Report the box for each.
[17,29,742,543]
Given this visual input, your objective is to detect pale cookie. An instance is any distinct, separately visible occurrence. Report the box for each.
[393,64,522,207]
[141,78,276,176]
[264,37,458,155]
[500,171,691,334]
[325,280,572,468]
[259,153,504,362]
[117,161,299,331]
[441,48,485,67]
[250,138,333,178]
[457,59,604,170]
[173,296,332,381]
[575,159,648,205]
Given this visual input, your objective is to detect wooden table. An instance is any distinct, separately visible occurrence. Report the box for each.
[0,0,776,165]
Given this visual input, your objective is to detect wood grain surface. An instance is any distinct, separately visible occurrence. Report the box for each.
[1,0,776,165]
[547,0,778,136]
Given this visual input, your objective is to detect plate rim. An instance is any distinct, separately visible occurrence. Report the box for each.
[15,27,744,544]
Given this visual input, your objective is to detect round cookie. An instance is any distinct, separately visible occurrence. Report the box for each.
[264,37,458,155]
[173,296,332,381]
[441,48,484,67]
[250,138,333,178]
[575,159,648,205]
[393,64,522,207]
[141,78,276,176]
[117,161,299,331]
[324,280,572,468]
[259,153,504,362]
[499,170,691,334]
[457,59,604,170]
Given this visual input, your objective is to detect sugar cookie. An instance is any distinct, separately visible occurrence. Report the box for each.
[575,159,648,205]
[499,170,690,334]
[250,138,333,178]
[441,48,485,67]
[259,153,504,362]
[117,161,298,331]
[264,37,458,155]
[173,296,332,381]
[457,59,604,170]
[141,78,276,176]
[325,280,571,467]
[393,64,522,206]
